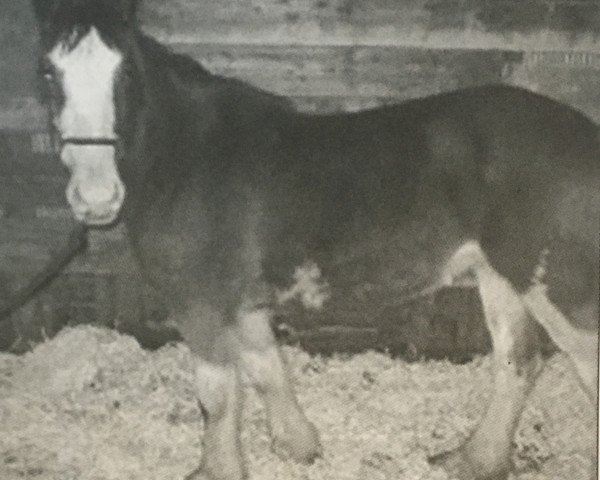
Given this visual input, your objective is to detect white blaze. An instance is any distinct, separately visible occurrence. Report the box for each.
[49,27,122,140]
[48,28,125,224]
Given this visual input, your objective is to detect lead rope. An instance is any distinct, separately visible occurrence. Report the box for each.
[0,223,88,323]
[0,32,152,327]
[0,30,150,325]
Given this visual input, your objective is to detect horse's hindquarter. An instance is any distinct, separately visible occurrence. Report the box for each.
[468,88,600,319]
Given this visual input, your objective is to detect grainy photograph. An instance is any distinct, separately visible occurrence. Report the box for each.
[0,1,598,479]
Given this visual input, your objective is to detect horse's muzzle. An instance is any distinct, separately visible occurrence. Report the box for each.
[67,182,125,226]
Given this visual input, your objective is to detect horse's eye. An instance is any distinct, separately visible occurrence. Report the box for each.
[39,62,56,82]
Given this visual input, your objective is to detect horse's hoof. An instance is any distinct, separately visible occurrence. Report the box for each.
[270,415,322,464]
[183,466,211,480]
[184,458,247,480]
[428,448,510,480]
[183,466,246,480]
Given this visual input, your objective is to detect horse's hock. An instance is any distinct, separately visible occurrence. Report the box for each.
[0,0,598,356]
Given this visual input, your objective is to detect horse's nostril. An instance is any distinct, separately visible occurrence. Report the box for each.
[111,185,124,204]
[71,186,85,205]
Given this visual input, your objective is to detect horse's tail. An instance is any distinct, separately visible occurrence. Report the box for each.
[522,285,597,403]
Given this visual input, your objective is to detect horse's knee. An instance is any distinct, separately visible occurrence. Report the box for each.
[236,308,280,389]
[194,360,239,417]
[237,307,275,351]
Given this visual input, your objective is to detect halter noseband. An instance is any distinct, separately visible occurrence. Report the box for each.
[57,137,123,160]
[61,137,119,148]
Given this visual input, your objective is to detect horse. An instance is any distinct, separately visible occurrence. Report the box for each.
[31,1,599,479]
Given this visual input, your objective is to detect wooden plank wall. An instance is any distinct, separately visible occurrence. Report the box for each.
[0,0,598,356]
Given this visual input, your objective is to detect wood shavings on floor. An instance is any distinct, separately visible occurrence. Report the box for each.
[0,326,594,480]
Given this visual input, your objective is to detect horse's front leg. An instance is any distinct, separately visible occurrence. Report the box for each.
[236,307,322,463]
[177,302,247,480]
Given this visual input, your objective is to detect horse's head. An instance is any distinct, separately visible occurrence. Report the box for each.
[32,0,140,226]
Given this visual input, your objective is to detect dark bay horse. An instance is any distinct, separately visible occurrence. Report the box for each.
[31,0,598,479]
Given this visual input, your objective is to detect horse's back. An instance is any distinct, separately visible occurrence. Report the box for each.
[261,86,598,304]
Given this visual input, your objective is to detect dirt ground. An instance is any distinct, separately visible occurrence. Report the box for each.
[0,325,595,480]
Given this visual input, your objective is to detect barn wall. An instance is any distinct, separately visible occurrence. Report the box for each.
[0,0,598,354]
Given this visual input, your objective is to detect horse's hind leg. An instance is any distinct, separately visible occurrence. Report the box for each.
[432,249,543,480]
[236,307,322,463]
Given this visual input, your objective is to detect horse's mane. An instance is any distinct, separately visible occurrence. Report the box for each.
[136,31,294,112]
[137,33,213,82]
